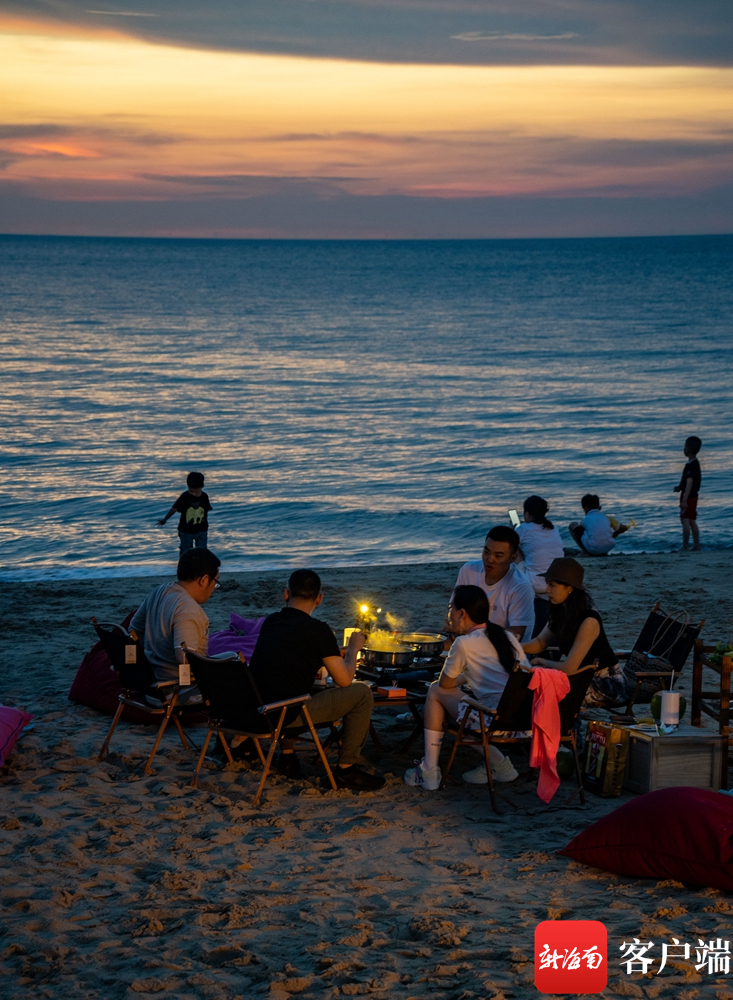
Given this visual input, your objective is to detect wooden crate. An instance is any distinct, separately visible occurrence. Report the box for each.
[623,723,726,794]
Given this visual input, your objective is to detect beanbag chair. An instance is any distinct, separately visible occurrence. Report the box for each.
[208,613,266,661]
[0,705,34,767]
[558,787,733,890]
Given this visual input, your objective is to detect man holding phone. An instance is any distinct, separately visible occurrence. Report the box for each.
[453,526,535,641]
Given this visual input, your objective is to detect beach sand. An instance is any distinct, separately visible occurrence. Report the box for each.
[2,551,732,999]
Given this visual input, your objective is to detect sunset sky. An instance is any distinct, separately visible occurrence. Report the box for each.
[1,1,732,238]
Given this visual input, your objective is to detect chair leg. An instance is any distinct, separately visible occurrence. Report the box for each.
[570,731,586,806]
[191,728,214,788]
[99,700,124,760]
[144,691,179,775]
[439,715,468,790]
[253,738,266,766]
[172,713,189,750]
[302,705,338,791]
[254,708,287,807]
[218,730,235,765]
[481,716,499,814]
[369,721,383,751]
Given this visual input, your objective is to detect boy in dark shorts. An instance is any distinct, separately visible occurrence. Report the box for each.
[157,471,213,552]
[673,436,701,551]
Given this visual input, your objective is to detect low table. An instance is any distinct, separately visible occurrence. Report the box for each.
[622,723,726,794]
[370,691,426,754]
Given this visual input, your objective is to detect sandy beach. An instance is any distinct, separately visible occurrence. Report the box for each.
[2,551,732,999]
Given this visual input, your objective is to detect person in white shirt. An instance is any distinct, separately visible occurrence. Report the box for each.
[404,585,530,790]
[569,494,628,556]
[454,525,535,640]
[516,495,565,636]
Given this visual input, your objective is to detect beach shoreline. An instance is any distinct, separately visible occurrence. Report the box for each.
[2,550,732,997]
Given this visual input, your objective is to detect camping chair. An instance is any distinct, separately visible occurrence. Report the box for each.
[439,664,594,813]
[93,619,193,775]
[612,603,704,720]
[691,642,732,744]
[184,648,337,805]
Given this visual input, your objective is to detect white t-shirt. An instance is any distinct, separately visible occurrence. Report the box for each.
[581,509,615,555]
[441,626,530,708]
[130,582,209,683]
[454,561,535,636]
[516,521,565,595]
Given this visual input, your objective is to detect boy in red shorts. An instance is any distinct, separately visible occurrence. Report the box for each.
[673,436,701,551]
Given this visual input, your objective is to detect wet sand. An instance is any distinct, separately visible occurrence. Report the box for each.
[1,552,732,998]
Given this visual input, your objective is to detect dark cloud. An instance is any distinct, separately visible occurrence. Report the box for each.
[0,124,72,139]
[4,0,733,65]
[1,179,731,240]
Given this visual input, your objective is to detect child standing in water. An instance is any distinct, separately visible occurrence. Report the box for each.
[674,436,702,550]
[157,471,213,551]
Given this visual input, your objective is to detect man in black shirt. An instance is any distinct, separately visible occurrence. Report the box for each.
[673,435,702,551]
[247,569,385,791]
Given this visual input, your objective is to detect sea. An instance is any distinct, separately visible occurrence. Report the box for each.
[1,233,732,582]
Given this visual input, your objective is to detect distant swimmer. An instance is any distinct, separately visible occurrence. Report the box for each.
[568,494,629,556]
[157,471,213,552]
[673,435,702,551]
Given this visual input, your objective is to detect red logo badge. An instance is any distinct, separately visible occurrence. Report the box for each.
[534,920,607,994]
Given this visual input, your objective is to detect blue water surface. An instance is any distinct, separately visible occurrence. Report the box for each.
[1,234,731,580]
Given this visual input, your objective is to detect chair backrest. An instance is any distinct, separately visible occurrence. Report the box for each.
[489,667,534,732]
[633,608,701,671]
[558,666,595,734]
[92,620,153,692]
[184,648,271,734]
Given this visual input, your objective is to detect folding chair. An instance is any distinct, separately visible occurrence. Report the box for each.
[92,619,192,775]
[185,648,337,805]
[691,642,732,741]
[439,665,594,812]
[612,603,704,720]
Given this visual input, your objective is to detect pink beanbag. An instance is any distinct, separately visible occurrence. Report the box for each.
[0,706,34,767]
[558,787,733,890]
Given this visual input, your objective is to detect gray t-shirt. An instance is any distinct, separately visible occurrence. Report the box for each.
[130,582,209,683]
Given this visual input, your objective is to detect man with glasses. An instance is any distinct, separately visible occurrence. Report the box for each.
[130,547,221,705]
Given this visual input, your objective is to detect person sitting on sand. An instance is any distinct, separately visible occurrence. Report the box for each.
[244,569,385,792]
[404,585,529,790]
[454,525,535,640]
[568,494,628,556]
[515,495,565,636]
[521,557,627,708]
[130,547,221,706]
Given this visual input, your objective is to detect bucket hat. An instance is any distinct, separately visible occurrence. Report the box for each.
[540,557,585,590]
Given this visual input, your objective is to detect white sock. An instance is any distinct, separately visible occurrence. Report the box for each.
[423,730,444,771]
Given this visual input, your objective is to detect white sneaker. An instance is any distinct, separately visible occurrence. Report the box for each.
[404,759,442,791]
[463,758,519,785]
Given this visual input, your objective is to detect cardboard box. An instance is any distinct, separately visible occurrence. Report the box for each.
[583,722,630,797]
[622,723,726,794]
[377,686,407,698]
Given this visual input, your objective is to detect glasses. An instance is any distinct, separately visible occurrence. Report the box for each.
[206,576,221,590]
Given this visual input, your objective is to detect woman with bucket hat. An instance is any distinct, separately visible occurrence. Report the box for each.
[521,557,628,708]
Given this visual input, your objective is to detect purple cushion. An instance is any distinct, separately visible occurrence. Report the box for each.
[0,706,34,766]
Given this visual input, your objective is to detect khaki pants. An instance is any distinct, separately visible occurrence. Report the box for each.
[287,682,374,766]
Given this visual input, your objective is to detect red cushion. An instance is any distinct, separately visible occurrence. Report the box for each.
[558,787,733,890]
[0,706,34,766]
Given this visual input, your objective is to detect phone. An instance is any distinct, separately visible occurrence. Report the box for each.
[508,508,521,528]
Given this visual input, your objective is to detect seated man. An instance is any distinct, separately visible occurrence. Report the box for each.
[569,493,628,556]
[245,568,385,791]
[404,585,531,790]
[454,525,535,640]
[130,547,221,705]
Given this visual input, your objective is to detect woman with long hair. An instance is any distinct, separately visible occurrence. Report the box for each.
[515,495,564,635]
[521,557,628,708]
[404,584,530,790]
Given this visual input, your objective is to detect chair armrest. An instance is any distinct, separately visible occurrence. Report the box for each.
[150,680,178,689]
[461,695,496,714]
[613,650,632,660]
[259,694,311,714]
[632,671,676,678]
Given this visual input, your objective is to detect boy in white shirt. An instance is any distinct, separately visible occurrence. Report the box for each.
[404,585,530,791]
[569,494,628,556]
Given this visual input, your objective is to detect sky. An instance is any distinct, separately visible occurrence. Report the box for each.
[1,1,732,238]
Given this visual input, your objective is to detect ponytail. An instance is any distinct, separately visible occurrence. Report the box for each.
[486,622,517,674]
[523,494,554,530]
